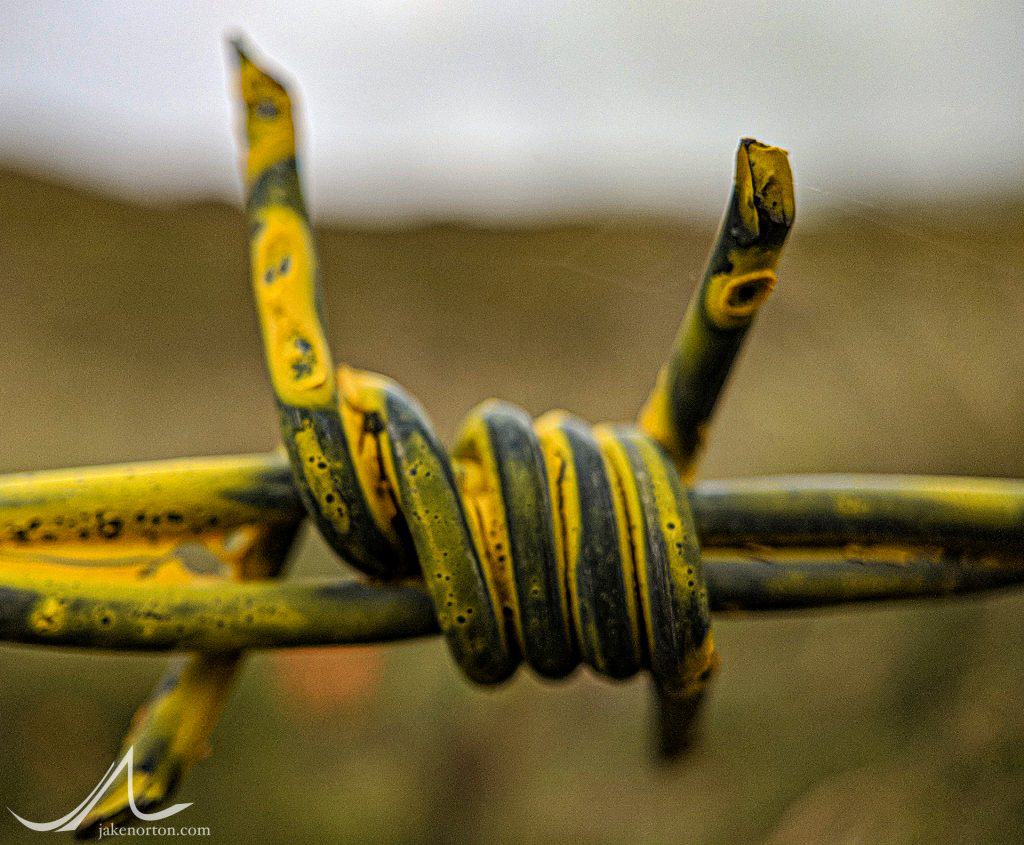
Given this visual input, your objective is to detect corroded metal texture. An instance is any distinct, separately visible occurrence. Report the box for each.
[1,38,1022,836]
[640,138,794,479]
[237,42,716,756]
[4,460,1022,645]
[0,453,305,831]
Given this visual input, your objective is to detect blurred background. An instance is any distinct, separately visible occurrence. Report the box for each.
[2,2,1024,842]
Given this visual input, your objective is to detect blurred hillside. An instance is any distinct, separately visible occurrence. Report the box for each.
[1,167,1023,843]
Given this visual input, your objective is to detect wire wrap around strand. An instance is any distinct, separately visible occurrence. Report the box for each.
[235,41,793,752]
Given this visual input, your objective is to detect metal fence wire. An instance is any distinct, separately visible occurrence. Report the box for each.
[1,40,1022,837]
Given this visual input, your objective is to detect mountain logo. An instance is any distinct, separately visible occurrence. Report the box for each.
[8,747,191,833]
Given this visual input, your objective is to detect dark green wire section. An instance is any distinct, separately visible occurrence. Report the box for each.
[236,42,413,579]
[0,575,438,651]
[640,138,795,476]
[3,457,1024,652]
[2,547,1022,652]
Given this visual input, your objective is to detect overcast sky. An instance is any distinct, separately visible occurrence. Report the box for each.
[1,1,1021,221]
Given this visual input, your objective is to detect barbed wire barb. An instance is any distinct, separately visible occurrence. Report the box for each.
[0,37,1020,839]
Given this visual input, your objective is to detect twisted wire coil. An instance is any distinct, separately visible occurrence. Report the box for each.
[323,370,715,722]
[235,42,793,751]
[3,39,1022,835]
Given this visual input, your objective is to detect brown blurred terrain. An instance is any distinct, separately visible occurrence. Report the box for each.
[1,167,1024,843]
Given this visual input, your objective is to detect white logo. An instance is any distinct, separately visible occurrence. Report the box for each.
[8,747,191,833]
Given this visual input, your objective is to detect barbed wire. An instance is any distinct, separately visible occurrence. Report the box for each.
[1,39,1021,838]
